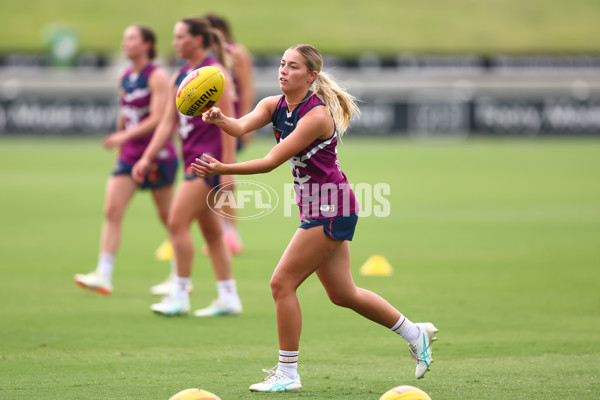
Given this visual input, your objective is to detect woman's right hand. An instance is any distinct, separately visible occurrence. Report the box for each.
[202,107,223,125]
[131,158,151,183]
[102,130,129,149]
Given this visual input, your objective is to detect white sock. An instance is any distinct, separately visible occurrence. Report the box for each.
[217,279,241,308]
[96,252,115,281]
[390,315,420,344]
[171,276,191,302]
[276,350,299,379]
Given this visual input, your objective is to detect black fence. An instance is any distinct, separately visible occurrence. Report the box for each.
[4,52,600,73]
[353,96,600,136]
[1,94,598,136]
[1,53,599,136]
[0,97,118,134]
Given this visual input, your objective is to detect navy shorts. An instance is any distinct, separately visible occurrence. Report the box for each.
[299,213,359,241]
[184,165,221,189]
[112,159,178,190]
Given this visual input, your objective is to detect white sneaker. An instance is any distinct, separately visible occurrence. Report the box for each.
[74,271,113,295]
[249,368,302,392]
[150,274,193,296]
[193,299,242,317]
[150,296,190,316]
[408,322,439,379]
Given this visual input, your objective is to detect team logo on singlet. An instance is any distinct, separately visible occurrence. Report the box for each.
[320,205,335,213]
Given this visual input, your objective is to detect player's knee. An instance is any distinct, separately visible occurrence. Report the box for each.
[167,215,185,235]
[269,275,293,301]
[269,276,282,300]
[327,291,353,308]
[104,204,123,222]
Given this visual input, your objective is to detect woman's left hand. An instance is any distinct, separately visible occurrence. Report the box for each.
[191,153,223,177]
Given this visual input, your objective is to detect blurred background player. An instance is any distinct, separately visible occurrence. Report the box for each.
[132,17,242,317]
[205,14,255,143]
[152,14,255,280]
[204,13,255,255]
[74,25,177,295]
[193,44,438,391]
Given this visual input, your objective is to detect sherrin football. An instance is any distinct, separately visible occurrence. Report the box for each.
[379,385,432,400]
[167,388,221,400]
[176,65,225,117]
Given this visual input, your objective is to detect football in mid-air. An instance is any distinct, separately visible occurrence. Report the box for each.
[176,65,224,117]
[167,388,221,400]
[379,385,432,400]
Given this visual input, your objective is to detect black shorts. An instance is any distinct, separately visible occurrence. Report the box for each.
[112,159,178,190]
[299,213,358,241]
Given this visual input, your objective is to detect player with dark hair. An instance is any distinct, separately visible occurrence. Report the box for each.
[75,25,176,295]
[132,17,242,317]
[203,14,256,255]
[192,44,438,391]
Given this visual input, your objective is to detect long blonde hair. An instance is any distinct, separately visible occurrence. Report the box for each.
[289,44,360,136]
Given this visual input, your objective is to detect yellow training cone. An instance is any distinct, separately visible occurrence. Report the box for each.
[155,239,174,261]
[360,255,393,276]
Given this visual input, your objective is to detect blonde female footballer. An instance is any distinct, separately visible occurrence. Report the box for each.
[192,44,438,392]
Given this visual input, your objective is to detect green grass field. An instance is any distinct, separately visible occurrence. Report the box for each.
[2,0,600,55]
[1,136,599,399]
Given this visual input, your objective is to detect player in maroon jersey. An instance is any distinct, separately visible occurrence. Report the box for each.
[193,44,438,391]
[74,25,176,296]
[133,18,242,317]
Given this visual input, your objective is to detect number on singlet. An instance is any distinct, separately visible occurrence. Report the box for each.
[179,115,194,140]
[122,106,140,131]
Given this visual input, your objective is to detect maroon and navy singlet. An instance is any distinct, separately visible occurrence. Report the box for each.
[119,63,177,165]
[272,91,358,220]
